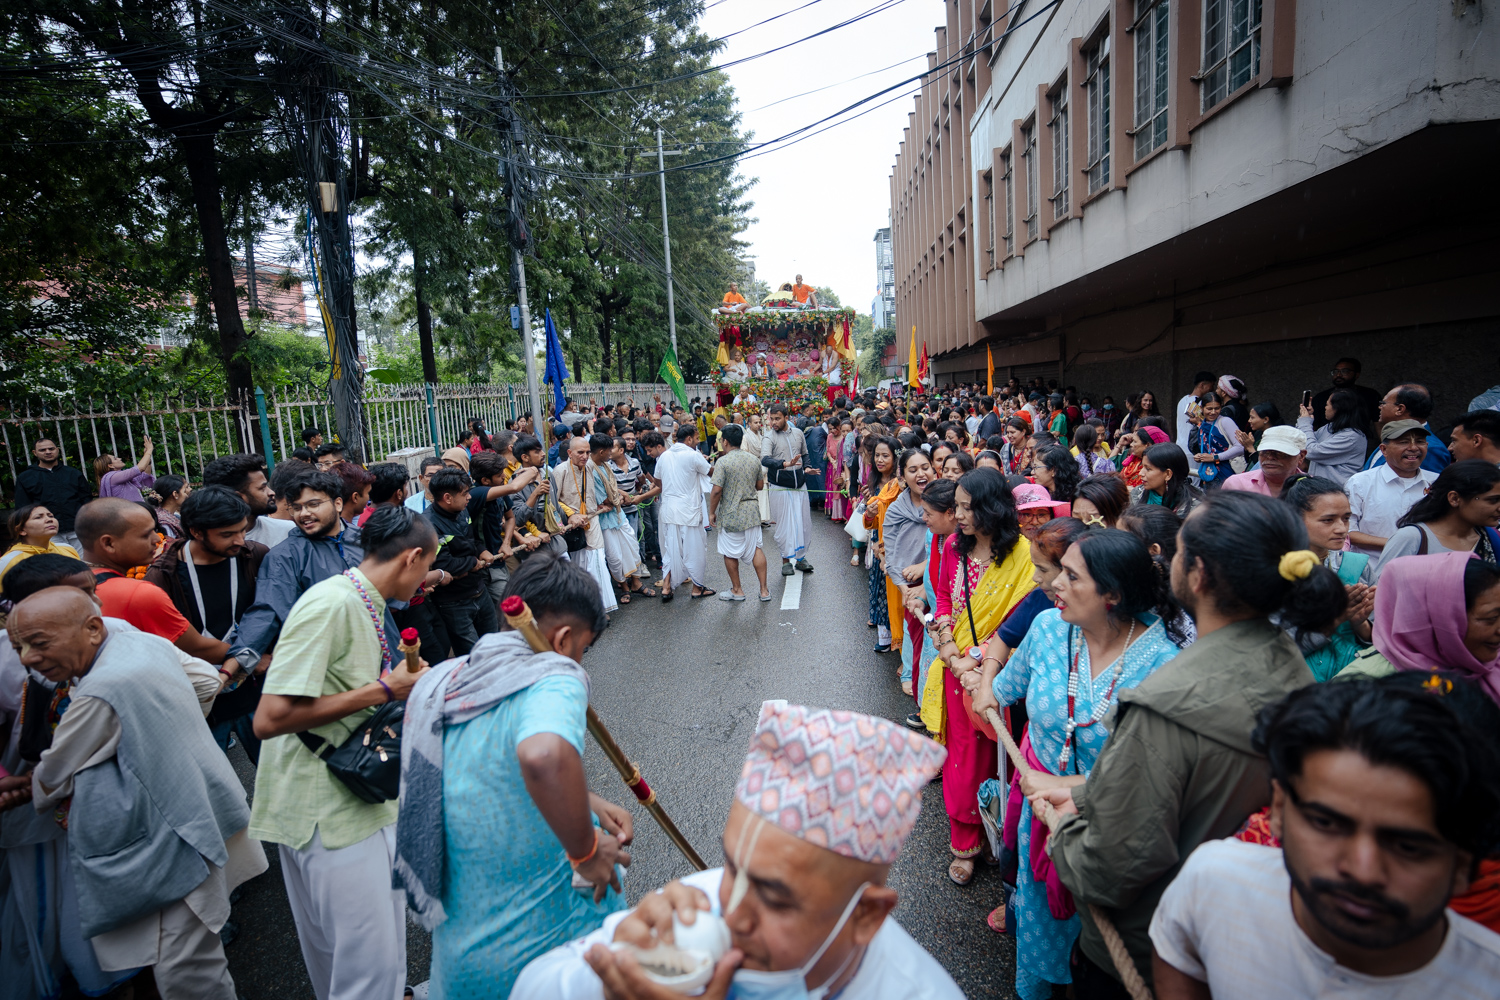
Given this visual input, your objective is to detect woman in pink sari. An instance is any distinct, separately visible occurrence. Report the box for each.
[825,417,852,521]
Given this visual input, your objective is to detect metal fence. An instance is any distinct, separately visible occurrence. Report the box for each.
[1,381,711,503]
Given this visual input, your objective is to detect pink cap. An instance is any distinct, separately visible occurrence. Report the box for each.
[1012,482,1069,512]
[734,701,946,865]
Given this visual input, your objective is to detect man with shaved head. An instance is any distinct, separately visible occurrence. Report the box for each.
[0,554,227,998]
[2,586,264,999]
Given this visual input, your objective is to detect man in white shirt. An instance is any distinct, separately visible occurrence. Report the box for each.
[1152,675,1500,1000]
[1175,371,1217,477]
[1345,419,1437,555]
[654,424,713,598]
[512,701,962,1000]
[760,404,814,576]
[403,456,445,513]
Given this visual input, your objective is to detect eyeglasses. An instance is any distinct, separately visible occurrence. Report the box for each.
[1331,368,1357,376]
[287,498,331,514]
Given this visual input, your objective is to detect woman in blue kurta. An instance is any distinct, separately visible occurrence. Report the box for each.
[989,529,1182,1000]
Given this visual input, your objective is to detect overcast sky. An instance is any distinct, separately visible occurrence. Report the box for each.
[697,0,944,315]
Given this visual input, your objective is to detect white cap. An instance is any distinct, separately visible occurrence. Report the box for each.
[1259,425,1308,456]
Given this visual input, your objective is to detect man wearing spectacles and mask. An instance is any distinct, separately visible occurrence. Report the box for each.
[512,701,964,1000]
[231,469,406,683]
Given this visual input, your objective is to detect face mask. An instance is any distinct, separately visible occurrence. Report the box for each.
[1103,404,1114,411]
[725,816,871,1000]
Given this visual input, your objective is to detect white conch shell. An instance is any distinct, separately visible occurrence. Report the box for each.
[610,912,731,995]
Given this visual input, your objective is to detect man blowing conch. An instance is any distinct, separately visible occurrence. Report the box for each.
[511,700,965,1000]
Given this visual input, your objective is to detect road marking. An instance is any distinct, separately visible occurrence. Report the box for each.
[780,568,803,610]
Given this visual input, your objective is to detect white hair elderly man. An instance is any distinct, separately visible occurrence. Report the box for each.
[512,701,963,1000]
[1,586,264,999]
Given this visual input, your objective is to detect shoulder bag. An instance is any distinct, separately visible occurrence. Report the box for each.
[295,571,405,803]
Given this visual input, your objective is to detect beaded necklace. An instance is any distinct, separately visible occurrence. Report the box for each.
[1058,619,1137,773]
[343,570,392,676]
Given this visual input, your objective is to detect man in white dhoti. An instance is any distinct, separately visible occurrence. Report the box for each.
[654,424,714,600]
[3,587,266,1000]
[761,403,815,576]
[511,701,963,1000]
[589,434,651,602]
[708,424,770,601]
[550,435,621,615]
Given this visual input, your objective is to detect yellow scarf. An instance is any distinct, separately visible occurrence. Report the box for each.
[919,535,1036,742]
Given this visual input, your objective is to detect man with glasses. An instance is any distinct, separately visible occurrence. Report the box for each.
[232,469,403,678]
[1309,357,1382,433]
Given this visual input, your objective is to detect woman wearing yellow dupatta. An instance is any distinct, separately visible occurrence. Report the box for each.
[923,468,1036,884]
[869,451,907,655]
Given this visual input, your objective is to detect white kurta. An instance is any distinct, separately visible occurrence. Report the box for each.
[510,868,964,1000]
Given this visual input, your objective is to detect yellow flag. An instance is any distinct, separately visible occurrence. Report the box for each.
[908,326,920,389]
[987,344,994,395]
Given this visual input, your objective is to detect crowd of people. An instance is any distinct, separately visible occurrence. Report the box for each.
[0,354,1498,1000]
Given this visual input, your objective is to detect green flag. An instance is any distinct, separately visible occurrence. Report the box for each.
[657,345,689,409]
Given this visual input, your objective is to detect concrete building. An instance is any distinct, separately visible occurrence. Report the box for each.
[873,226,896,330]
[892,0,1500,425]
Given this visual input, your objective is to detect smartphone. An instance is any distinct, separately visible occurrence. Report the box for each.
[1301,390,1313,409]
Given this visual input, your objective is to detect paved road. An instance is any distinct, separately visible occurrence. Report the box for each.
[224,508,1018,999]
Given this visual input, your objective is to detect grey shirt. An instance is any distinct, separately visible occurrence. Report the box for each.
[760,424,808,468]
[1296,417,1367,486]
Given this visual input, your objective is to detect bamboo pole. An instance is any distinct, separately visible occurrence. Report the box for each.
[500,596,708,872]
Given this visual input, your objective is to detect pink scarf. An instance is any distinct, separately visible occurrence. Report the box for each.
[1374,551,1500,703]
[1002,731,1075,920]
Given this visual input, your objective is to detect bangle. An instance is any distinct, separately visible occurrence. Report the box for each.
[218,666,236,679]
[377,679,394,703]
[567,828,600,867]
[981,656,1001,668]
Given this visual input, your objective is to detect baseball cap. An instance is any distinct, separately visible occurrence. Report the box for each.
[1012,483,1069,512]
[1258,425,1307,456]
[1380,419,1427,443]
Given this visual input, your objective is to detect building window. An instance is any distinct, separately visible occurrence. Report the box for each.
[983,169,995,269]
[1083,34,1110,194]
[1021,121,1038,241]
[1048,76,1069,217]
[1001,150,1014,256]
[1133,0,1169,159]
[1202,0,1261,111]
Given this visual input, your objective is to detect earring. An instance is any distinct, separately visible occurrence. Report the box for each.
[1105,601,1115,612]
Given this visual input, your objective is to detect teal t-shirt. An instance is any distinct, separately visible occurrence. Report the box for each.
[432,674,625,998]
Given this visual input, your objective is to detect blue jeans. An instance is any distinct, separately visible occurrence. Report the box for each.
[212,713,261,765]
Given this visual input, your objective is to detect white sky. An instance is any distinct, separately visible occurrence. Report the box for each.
[697,0,944,315]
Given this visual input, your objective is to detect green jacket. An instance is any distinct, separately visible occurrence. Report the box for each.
[1048,618,1314,987]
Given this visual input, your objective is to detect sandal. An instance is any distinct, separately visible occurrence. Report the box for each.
[637,585,657,597]
[618,592,630,604]
[948,856,975,886]
[986,904,1007,934]
[690,588,717,599]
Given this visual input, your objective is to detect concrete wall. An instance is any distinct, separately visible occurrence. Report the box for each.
[967,0,1499,324]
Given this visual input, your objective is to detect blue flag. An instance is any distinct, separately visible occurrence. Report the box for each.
[542,307,570,418]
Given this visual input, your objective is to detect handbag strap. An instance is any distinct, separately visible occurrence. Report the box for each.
[963,555,979,649]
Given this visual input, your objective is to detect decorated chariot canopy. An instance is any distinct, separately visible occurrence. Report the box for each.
[711,281,857,413]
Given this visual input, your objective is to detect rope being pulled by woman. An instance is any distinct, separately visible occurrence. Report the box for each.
[983,706,1154,1000]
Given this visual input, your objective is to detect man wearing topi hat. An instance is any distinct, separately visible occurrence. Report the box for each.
[512,700,963,999]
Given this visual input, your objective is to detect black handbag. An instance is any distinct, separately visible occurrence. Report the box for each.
[772,466,808,490]
[297,700,405,804]
[563,525,588,551]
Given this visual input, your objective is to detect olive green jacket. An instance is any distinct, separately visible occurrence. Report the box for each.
[1048,618,1314,987]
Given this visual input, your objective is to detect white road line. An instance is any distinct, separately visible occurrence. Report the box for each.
[780,568,803,610]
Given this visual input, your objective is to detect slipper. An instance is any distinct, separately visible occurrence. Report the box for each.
[618,592,630,604]
[637,586,657,597]
[690,588,717,598]
[661,591,674,602]
[986,905,1007,934]
[718,591,746,601]
[759,593,773,602]
[948,856,975,886]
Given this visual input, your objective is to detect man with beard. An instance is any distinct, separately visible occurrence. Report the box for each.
[202,453,295,549]
[1150,674,1500,998]
[760,404,814,576]
[231,469,403,673]
[1309,357,1382,433]
[146,486,269,760]
[1031,491,1346,994]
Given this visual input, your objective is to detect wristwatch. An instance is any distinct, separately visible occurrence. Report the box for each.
[967,646,985,663]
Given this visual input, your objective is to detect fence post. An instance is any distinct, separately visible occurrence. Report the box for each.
[254,387,277,464]
[425,384,441,457]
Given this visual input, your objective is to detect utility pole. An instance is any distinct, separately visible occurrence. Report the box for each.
[496,46,545,438]
[655,128,682,358]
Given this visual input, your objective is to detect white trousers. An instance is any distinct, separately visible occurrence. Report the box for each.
[567,546,620,613]
[279,826,407,1000]
[769,486,812,560]
[660,523,708,588]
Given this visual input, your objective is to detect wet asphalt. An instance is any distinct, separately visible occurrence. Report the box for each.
[223,510,1018,999]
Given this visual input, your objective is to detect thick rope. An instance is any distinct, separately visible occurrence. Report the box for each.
[983,706,1154,1000]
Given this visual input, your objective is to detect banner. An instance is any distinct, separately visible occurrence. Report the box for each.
[658,344,690,409]
[907,326,920,389]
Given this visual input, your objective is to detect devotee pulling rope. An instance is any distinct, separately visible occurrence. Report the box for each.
[983,705,1154,1000]
[501,595,709,871]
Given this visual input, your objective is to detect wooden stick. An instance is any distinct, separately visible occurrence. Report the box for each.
[983,706,1154,1000]
[500,596,708,872]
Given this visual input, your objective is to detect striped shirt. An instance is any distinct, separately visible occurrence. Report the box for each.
[608,455,643,513]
